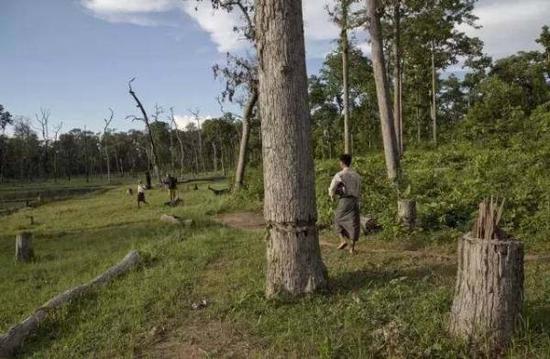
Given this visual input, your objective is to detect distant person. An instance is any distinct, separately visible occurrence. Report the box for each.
[167,173,178,202]
[329,154,362,254]
[137,180,148,208]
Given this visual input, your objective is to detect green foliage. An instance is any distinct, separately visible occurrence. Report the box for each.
[314,140,549,244]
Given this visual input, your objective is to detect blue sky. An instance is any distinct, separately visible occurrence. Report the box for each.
[1,0,548,134]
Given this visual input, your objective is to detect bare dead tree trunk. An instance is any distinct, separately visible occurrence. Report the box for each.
[189,109,205,173]
[431,42,437,145]
[392,0,402,155]
[169,108,186,178]
[52,122,62,184]
[234,89,258,190]
[34,108,50,179]
[128,78,162,183]
[256,0,327,298]
[367,0,400,181]
[103,108,113,184]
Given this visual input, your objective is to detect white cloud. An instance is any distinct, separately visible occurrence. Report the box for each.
[173,114,212,130]
[459,0,550,59]
[82,0,179,13]
[81,0,550,61]
[81,0,181,26]
[181,2,247,52]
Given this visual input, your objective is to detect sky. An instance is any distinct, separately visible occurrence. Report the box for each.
[0,0,548,134]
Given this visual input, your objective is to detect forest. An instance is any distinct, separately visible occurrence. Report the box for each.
[1,0,549,357]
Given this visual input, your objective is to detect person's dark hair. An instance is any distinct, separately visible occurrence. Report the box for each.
[339,153,352,167]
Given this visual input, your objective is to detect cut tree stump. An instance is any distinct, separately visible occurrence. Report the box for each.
[160,214,193,227]
[397,200,416,229]
[360,215,381,235]
[0,250,141,358]
[449,233,524,352]
[15,232,33,263]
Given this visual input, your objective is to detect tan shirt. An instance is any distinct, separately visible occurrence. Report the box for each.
[329,167,362,199]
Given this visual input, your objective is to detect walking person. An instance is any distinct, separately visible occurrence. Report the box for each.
[329,154,362,254]
[137,180,148,208]
[167,173,178,203]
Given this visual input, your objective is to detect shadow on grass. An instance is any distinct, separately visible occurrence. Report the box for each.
[330,262,456,294]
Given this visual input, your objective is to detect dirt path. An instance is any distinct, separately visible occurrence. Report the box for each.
[215,211,265,230]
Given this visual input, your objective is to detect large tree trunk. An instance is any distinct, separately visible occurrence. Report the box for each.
[234,89,258,191]
[256,0,327,298]
[449,233,524,353]
[392,0,402,155]
[341,6,351,155]
[367,0,400,181]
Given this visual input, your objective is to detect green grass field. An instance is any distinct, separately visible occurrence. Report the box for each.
[0,182,549,358]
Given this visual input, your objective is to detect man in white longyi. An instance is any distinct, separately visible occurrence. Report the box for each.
[329,154,362,254]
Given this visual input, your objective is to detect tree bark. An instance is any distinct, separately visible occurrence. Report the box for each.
[256,0,327,298]
[392,0,402,155]
[449,233,524,353]
[15,232,33,262]
[367,0,400,181]
[234,89,258,191]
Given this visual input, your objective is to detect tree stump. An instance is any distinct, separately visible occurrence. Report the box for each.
[397,199,416,228]
[360,215,380,235]
[15,232,34,262]
[449,233,524,352]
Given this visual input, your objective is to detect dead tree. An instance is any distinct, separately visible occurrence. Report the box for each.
[52,122,63,183]
[256,0,327,297]
[449,199,524,354]
[127,78,162,184]
[33,108,51,178]
[188,108,205,173]
[102,108,114,184]
[367,0,400,181]
[169,107,186,178]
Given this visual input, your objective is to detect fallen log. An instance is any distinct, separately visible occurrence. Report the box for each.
[0,250,141,358]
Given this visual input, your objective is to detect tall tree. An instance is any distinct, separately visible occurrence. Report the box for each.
[392,0,403,153]
[367,0,400,181]
[203,0,258,190]
[213,54,258,189]
[328,0,358,154]
[256,0,327,297]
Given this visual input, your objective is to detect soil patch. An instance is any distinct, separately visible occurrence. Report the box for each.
[215,212,265,231]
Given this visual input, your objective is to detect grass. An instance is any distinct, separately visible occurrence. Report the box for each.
[0,181,549,358]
